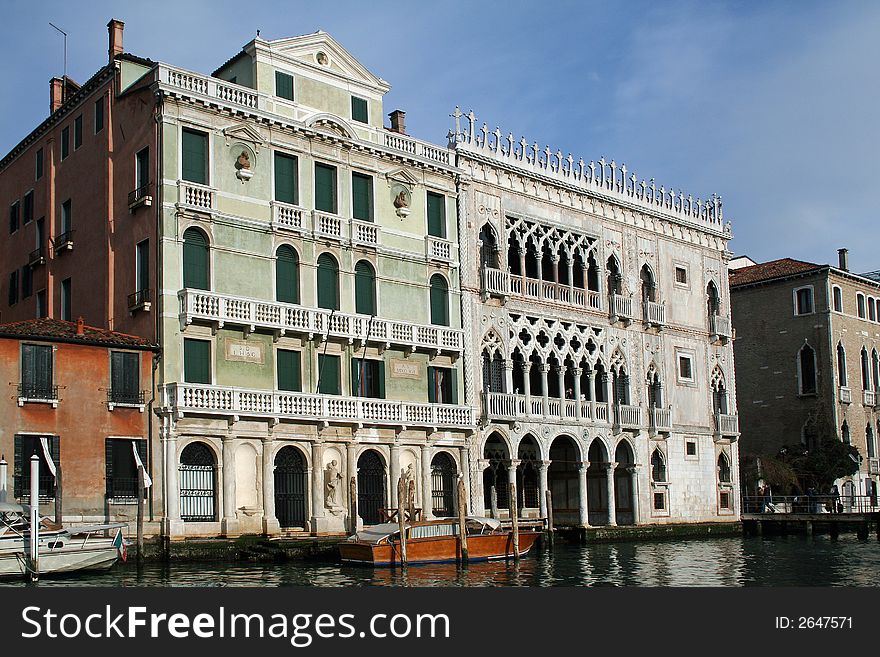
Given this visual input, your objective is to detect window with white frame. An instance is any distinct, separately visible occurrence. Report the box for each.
[832,285,843,313]
[674,264,688,287]
[857,293,866,319]
[794,286,814,315]
[676,350,694,383]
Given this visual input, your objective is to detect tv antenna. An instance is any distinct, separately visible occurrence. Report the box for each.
[49,22,68,102]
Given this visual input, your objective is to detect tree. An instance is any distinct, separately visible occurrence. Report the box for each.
[778,440,860,492]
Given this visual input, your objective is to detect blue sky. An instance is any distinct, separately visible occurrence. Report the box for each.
[1,0,877,271]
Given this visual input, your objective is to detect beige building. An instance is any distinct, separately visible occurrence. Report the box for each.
[730,250,880,500]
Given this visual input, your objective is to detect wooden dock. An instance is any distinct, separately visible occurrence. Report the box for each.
[741,512,880,539]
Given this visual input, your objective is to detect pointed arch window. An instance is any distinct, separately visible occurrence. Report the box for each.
[842,421,850,444]
[479,224,499,269]
[275,245,299,304]
[837,342,848,387]
[798,344,817,395]
[869,423,877,459]
[707,281,720,317]
[606,256,621,295]
[711,366,729,415]
[861,347,871,391]
[717,453,731,483]
[354,260,376,315]
[182,227,209,290]
[650,449,666,482]
[316,253,339,310]
[640,265,656,303]
[429,274,449,326]
[872,349,879,391]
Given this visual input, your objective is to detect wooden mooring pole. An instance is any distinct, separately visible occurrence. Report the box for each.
[397,477,408,567]
[29,455,40,580]
[545,489,555,549]
[54,464,63,526]
[136,465,145,564]
[457,477,469,564]
[509,481,519,562]
[348,476,358,535]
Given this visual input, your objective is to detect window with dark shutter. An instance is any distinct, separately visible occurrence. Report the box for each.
[181,128,208,184]
[136,239,149,293]
[106,438,146,501]
[95,98,104,133]
[427,366,457,404]
[111,351,141,405]
[61,126,69,160]
[354,260,376,315]
[21,266,32,298]
[61,278,71,321]
[314,163,337,213]
[427,192,446,238]
[316,253,339,310]
[352,172,373,221]
[351,96,368,123]
[275,71,294,101]
[184,339,211,384]
[21,343,54,399]
[23,191,33,225]
[9,201,19,234]
[8,270,18,306]
[74,114,83,150]
[14,434,58,500]
[274,152,298,204]
[429,274,449,326]
[275,245,300,304]
[351,359,385,399]
[277,349,302,392]
[36,148,43,180]
[317,354,341,395]
[182,228,210,290]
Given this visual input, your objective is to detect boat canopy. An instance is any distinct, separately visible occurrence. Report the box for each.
[467,516,501,531]
[0,503,28,514]
[352,523,402,544]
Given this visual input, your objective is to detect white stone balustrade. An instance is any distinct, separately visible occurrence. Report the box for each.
[271,201,307,232]
[484,391,613,426]
[383,132,452,166]
[426,236,454,263]
[869,458,879,475]
[489,268,602,311]
[481,268,510,298]
[313,210,345,241]
[179,289,464,355]
[643,300,666,327]
[839,386,852,404]
[162,383,474,429]
[351,219,379,248]
[864,390,876,407]
[178,181,215,210]
[649,406,672,434]
[612,294,634,321]
[451,107,730,236]
[714,412,739,438]
[710,314,732,339]
[614,403,643,431]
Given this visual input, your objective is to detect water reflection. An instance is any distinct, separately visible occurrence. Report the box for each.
[6,535,880,587]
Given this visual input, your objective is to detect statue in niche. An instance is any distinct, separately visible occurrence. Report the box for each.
[401,463,415,496]
[324,460,342,507]
[236,151,251,170]
[393,188,411,217]
[235,148,254,181]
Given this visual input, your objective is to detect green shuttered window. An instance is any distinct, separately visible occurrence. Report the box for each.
[427,191,446,238]
[275,71,294,101]
[316,253,339,310]
[351,96,368,123]
[14,434,59,500]
[352,172,373,221]
[74,115,82,149]
[184,338,211,384]
[354,260,376,315]
[314,163,337,213]
[317,354,341,395]
[274,152,298,204]
[429,274,449,326]
[275,245,300,304]
[277,349,302,392]
[21,343,53,398]
[182,228,209,290]
[110,351,140,404]
[181,128,208,184]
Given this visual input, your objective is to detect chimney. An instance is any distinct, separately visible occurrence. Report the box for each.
[49,77,64,113]
[75,316,84,336]
[388,109,406,135]
[838,248,849,272]
[107,19,124,62]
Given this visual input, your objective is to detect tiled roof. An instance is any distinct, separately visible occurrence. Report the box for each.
[729,258,822,288]
[0,318,157,350]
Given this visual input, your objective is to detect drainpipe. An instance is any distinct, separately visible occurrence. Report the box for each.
[152,81,165,525]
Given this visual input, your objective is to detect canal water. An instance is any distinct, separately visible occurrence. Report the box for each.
[8,534,880,587]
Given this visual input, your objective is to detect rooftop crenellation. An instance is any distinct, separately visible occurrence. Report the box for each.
[451,107,730,236]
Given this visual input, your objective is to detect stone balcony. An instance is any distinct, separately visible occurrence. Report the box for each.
[179,289,464,358]
[643,300,666,328]
[177,181,216,211]
[484,392,653,432]
[863,390,876,407]
[839,386,852,404]
[709,314,732,342]
[648,406,673,436]
[714,412,740,441]
[482,268,602,310]
[610,293,634,324]
[425,236,454,263]
[161,383,474,430]
[269,201,379,249]
[869,457,879,476]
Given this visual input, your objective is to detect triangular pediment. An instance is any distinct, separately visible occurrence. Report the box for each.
[222,123,268,152]
[264,31,390,94]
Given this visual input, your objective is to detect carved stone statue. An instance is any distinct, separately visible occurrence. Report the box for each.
[237,151,251,170]
[400,463,415,498]
[324,460,342,507]
[393,190,409,209]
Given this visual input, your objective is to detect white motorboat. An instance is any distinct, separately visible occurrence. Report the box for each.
[0,502,128,578]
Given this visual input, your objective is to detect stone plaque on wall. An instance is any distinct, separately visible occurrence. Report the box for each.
[224,339,264,364]
[390,359,421,379]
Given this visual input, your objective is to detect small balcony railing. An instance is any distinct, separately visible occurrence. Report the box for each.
[178,181,215,211]
[709,314,732,340]
[863,390,876,407]
[649,406,672,435]
[495,269,602,311]
[350,218,379,248]
[28,246,46,267]
[839,386,852,404]
[611,293,634,322]
[714,412,739,439]
[484,391,611,425]
[107,477,147,502]
[127,288,152,312]
[643,300,666,327]
[481,268,510,299]
[312,210,344,241]
[869,458,879,475]
[17,383,59,407]
[613,403,642,432]
[107,389,146,410]
[426,236,454,263]
[54,230,75,252]
[271,200,307,232]
[128,183,152,210]
[161,383,474,430]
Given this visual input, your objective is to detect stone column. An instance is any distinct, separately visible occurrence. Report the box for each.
[540,364,550,417]
[162,430,184,537]
[628,464,641,525]
[346,442,358,530]
[421,444,433,519]
[221,436,239,536]
[261,437,280,535]
[538,460,550,519]
[573,367,582,419]
[605,462,618,526]
[567,261,575,299]
[578,460,591,527]
[587,370,596,419]
[503,359,514,394]
[551,255,559,284]
[389,442,401,508]
[518,249,526,283]
[476,458,489,514]
[522,363,532,414]
[310,441,326,533]
[556,364,565,399]
[459,445,471,512]
[508,458,521,517]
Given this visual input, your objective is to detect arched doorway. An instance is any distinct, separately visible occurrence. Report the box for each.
[587,439,609,525]
[549,435,581,525]
[430,452,457,517]
[517,435,540,511]
[482,433,510,514]
[274,446,307,529]
[179,441,216,522]
[357,450,386,525]
[614,441,635,525]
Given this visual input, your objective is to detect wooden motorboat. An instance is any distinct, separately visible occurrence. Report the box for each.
[0,502,127,578]
[339,516,543,566]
